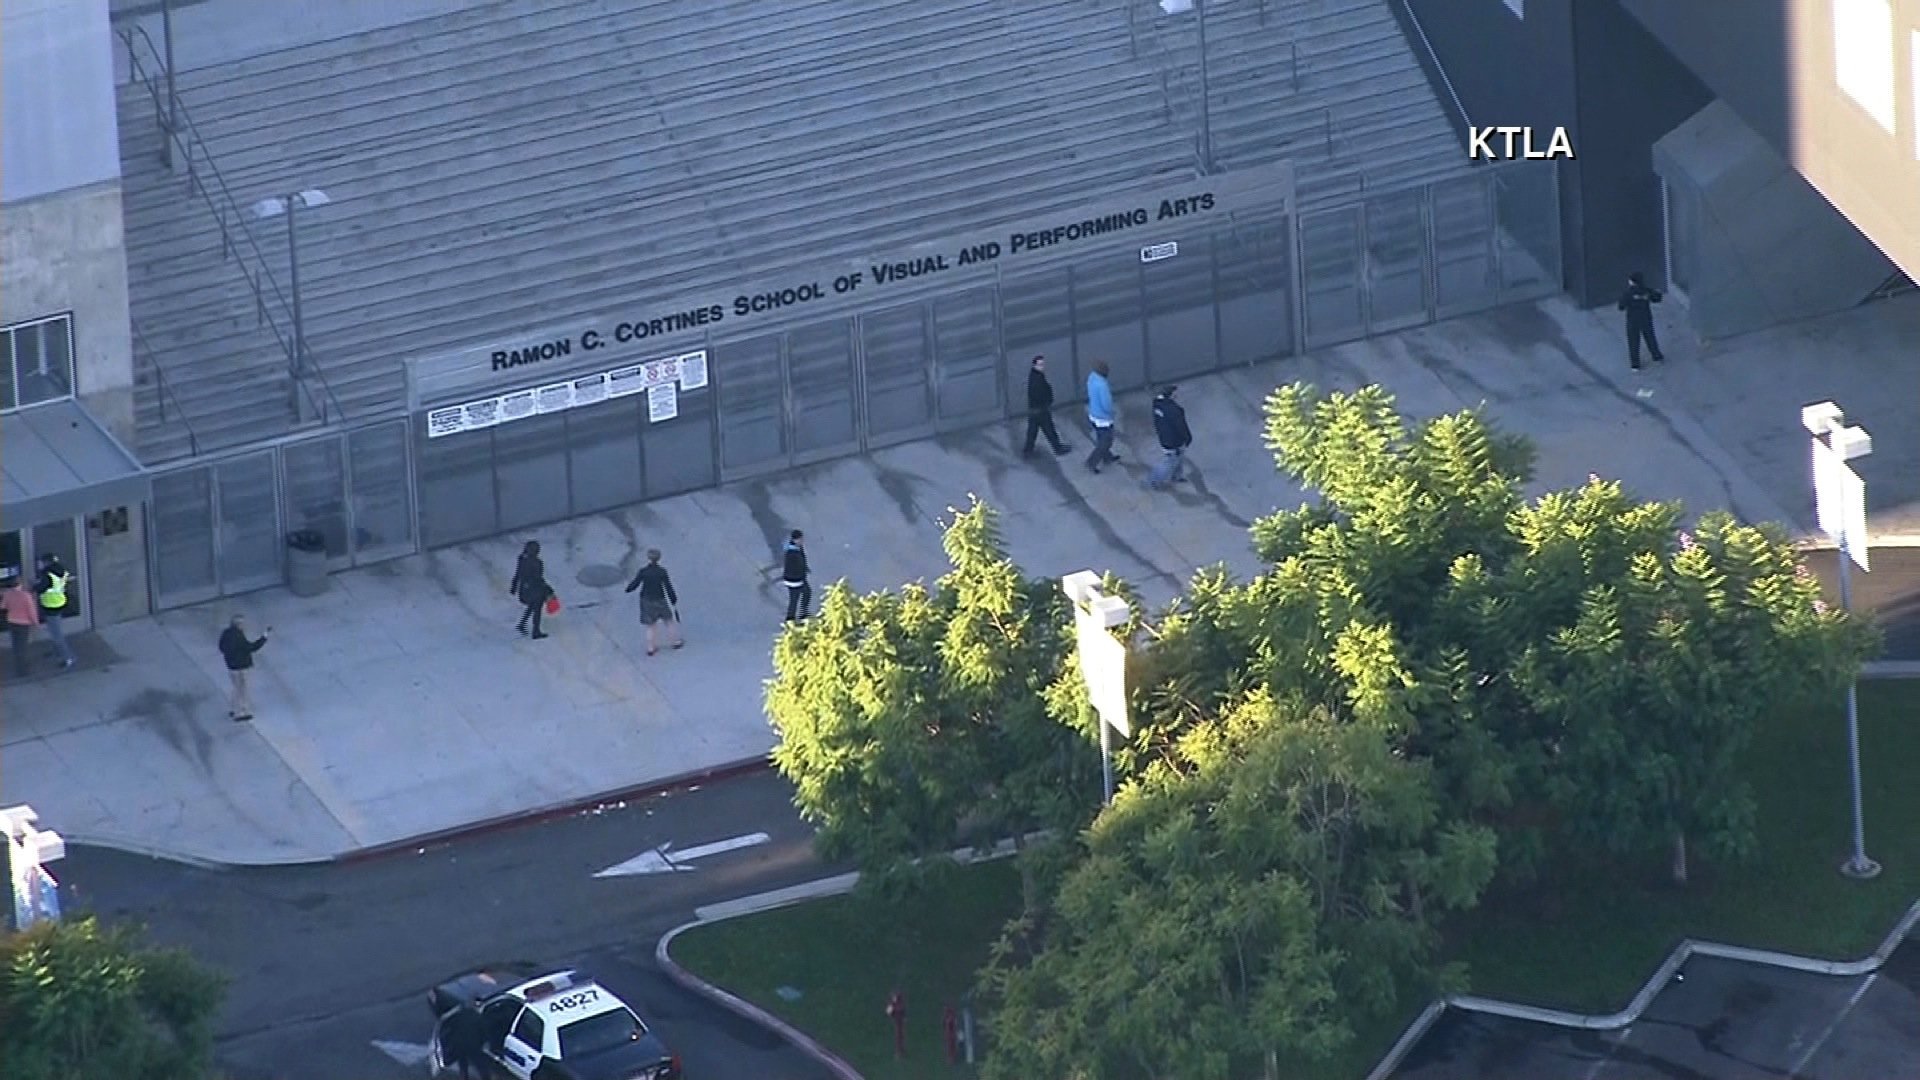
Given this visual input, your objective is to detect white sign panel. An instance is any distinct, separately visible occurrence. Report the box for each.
[678,350,709,390]
[1140,241,1179,263]
[572,372,608,405]
[424,351,709,438]
[1812,439,1870,571]
[648,382,679,423]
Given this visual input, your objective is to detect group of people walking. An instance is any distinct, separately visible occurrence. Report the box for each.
[2,554,78,677]
[502,527,817,646]
[1024,354,1194,488]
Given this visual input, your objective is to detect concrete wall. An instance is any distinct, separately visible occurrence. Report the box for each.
[1654,102,1898,339]
[1622,0,1920,284]
[1400,0,1709,307]
[0,183,146,626]
[1,0,147,624]
[2,0,120,202]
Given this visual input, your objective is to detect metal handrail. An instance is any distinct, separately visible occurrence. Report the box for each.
[117,24,346,426]
[1397,0,1473,134]
[130,320,201,457]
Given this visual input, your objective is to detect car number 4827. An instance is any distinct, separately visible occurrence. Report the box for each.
[548,988,600,1012]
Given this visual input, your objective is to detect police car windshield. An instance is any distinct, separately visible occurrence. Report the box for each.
[558,1008,644,1058]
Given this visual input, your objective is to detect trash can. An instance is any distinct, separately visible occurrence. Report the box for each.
[286,529,329,597]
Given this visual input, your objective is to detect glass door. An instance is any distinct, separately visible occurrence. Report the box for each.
[0,521,90,632]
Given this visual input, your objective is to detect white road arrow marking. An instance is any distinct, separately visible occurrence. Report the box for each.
[594,831,771,877]
[372,1039,435,1068]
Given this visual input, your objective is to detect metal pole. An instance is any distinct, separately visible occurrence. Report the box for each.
[1195,0,1214,173]
[162,0,177,139]
[286,196,307,417]
[1836,542,1881,878]
[1099,718,1114,806]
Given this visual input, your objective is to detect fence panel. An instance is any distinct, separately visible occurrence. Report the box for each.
[1300,206,1366,348]
[1144,230,1220,384]
[348,420,414,564]
[786,319,859,461]
[282,436,348,567]
[150,468,217,608]
[1213,213,1295,366]
[933,286,1002,424]
[1364,188,1432,332]
[215,452,282,594]
[860,303,934,442]
[1431,173,1500,316]
[997,268,1076,411]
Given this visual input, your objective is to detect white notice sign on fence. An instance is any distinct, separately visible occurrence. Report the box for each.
[648,382,678,423]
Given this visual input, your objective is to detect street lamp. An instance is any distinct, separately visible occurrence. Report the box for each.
[252,189,331,406]
[1158,0,1214,173]
[1063,571,1132,804]
[1802,401,1880,881]
[3,805,65,930]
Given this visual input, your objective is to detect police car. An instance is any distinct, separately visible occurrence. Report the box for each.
[427,965,682,1080]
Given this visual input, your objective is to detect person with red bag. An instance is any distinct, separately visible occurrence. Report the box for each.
[509,540,553,639]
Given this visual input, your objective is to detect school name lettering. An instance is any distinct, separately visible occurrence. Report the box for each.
[487,192,1218,372]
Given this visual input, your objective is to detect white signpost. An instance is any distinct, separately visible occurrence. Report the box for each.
[1802,401,1880,880]
[1063,571,1132,804]
[3,805,64,930]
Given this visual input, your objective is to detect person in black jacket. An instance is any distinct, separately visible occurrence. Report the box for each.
[781,530,811,623]
[1021,355,1070,457]
[509,540,552,639]
[436,1005,486,1080]
[1618,271,1666,370]
[217,615,269,721]
[1147,384,1193,489]
[624,548,683,655]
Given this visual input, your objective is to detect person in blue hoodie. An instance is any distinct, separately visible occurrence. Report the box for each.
[1084,360,1119,473]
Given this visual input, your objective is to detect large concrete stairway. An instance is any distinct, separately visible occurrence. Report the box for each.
[1130,0,1465,207]
[117,0,1199,463]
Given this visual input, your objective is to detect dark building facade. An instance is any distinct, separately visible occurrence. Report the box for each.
[1399,0,1918,332]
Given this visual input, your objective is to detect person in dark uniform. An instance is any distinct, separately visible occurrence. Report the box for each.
[509,540,552,639]
[437,1005,486,1080]
[623,548,683,655]
[1021,355,1070,457]
[1618,271,1666,370]
[1147,384,1193,489]
[782,530,811,623]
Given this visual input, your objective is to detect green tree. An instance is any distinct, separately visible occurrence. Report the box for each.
[1,916,225,1080]
[981,697,1496,1080]
[1510,496,1878,883]
[767,500,1096,889]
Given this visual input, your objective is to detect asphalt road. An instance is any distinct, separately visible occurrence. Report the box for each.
[55,769,846,1080]
[1801,546,1920,660]
[1395,943,1920,1080]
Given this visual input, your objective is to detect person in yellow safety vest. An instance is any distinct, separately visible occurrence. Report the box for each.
[34,553,75,670]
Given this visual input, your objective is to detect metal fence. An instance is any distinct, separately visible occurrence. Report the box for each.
[147,419,416,609]
[153,161,1560,596]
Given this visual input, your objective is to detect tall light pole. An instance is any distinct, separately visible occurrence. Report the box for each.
[252,189,331,414]
[1159,0,1215,173]
[1802,401,1880,881]
[1063,571,1132,805]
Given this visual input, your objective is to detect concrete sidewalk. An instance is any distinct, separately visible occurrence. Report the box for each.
[5,291,1916,864]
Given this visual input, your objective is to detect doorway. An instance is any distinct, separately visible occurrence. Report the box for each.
[0,519,90,632]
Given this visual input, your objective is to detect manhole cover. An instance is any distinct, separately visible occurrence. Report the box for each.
[576,563,625,588]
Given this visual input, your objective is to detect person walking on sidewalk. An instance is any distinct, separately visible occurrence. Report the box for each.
[1022,355,1070,458]
[34,553,76,669]
[3,574,42,678]
[509,540,552,639]
[782,529,812,623]
[624,548,684,656]
[1147,384,1194,490]
[1618,271,1666,370]
[217,615,269,721]
[1084,360,1119,473]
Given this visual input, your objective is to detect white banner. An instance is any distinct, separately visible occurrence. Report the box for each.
[425,350,709,437]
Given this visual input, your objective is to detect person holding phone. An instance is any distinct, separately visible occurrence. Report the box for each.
[217,614,270,721]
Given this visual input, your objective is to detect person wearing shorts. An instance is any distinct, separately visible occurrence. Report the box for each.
[623,548,683,656]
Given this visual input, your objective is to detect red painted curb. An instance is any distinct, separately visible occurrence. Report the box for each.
[334,755,776,865]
